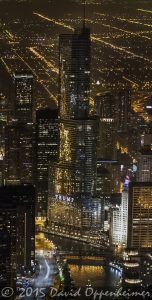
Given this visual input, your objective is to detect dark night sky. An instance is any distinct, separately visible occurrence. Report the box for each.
[1,0,152,18]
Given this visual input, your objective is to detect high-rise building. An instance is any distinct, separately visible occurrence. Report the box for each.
[5,123,20,184]
[5,122,34,185]
[59,27,91,119]
[128,182,152,250]
[96,89,131,157]
[96,159,121,234]
[0,93,8,185]
[13,71,33,123]
[97,159,121,196]
[0,93,8,157]
[123,249,142,288]
[36,108,59,217]
[96,92,117,160]
[141,133,152,150]
[96,91,116,119]
[98,118,117,160]
[0,63,14,122]
[96,89,131,126]
[123,250,152,289]
[111,187,128,247]
[5,71,34,185]
[49,120,99,231]
[115,89,131,132]
[59,26,97,191]
[0,185,35,288]
[48,25,99,233]
[137,149,152,182]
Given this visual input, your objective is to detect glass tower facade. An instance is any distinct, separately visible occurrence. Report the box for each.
[48,26,99,233]
[59,27,91,119]
[5,123,34,184]
[5,71,34,185]
[128,182,152,249]
[36,108,59,218]
[14,72,33,123]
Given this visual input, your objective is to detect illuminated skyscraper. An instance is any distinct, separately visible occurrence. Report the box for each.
[123,249,142,288]
[97,159,121,196]
[98,118,116,160]
[0,93,8,185]
[96,92,116,160]
[13,71,33,123]
[5,123,34,185]
[0,185,35,288]
[5,71,34,185]
[48,25,99,232]
[138,149,152,182]
[128,182,152,250]
[96,91,116,119]
[111,187,128,247]
[116,89,131,132]
[36,108,59,217]
[5,123,20,184]
[59,27,91,119]
[97,89,131,159]
[59,26,98,194]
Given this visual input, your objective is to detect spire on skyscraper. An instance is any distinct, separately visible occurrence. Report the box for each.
[83,0,86,28]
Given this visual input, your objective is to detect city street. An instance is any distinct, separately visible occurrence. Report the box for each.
[19,253,58,300]
[17,233,59,300]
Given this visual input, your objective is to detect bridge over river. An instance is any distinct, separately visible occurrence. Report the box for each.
[63,255,106,266]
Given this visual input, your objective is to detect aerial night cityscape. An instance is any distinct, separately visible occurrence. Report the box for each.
[1,0,152,299]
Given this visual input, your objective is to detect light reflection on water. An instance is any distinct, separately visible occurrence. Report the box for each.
[69,264,121,289]
[45,234,121,290]
[69,265,106,288]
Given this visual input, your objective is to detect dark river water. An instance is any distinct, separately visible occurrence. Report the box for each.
[45,234,121,300]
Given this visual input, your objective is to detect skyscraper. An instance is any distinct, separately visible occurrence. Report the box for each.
[111,187,128,247]
[36,108,59,217]
[0,93,8,185]
[59,27,91,119]
[13,71,33,123]
[98,118,116,160]
[128,182,152,250]
[137,149,152,182]
[59,26,98,195]
[116,89,131,132]
[96,92,116,160]
[141,133,152,150]
[96,159,121,196]
[5,71,34,185]
[48,25,99,233]
[96,91,116,119]
[5,123,34,185]
[97,89,131,159]
[0,185,35,288]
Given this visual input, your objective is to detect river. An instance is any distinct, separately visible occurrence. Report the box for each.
[45,233,121,299]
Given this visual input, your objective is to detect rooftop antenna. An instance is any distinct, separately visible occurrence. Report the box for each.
[83,0,86,28]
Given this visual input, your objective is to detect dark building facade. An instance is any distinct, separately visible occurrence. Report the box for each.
[96,89,131,160]
[5,122,34,185]
[0,93,8,185]
[36,108,59,217]
[59,27,91,119]
[0,185,35,288]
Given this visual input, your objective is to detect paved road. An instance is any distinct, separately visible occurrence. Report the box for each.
[20,254,58,300]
